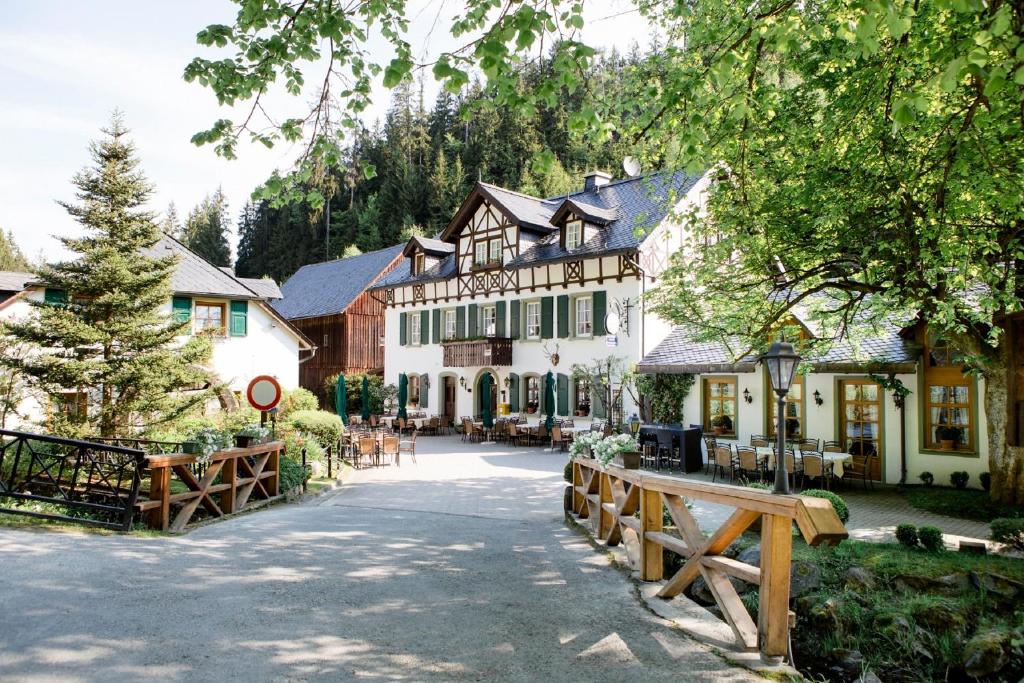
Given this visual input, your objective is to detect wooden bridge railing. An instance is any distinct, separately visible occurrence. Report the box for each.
[138,441,282,532]
[571,458,847,662]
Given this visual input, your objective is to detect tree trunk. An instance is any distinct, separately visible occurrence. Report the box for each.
[984,347,1024,504]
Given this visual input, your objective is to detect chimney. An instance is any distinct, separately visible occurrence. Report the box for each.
[583,170,612,192]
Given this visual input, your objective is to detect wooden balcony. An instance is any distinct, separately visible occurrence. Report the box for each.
[442,336,513,367]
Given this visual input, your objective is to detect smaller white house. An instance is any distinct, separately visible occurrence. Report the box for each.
[0,235,314,429]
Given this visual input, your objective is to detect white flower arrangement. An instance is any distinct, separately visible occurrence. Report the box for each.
[592,433,641,467]
[187,426,231,464]
[568,430,604,459]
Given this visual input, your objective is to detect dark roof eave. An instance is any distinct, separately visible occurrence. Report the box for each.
[636,362,759,374]
[810,361,918,373]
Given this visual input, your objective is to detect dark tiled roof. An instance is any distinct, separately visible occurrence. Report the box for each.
[551,198,619,225]
[638,323,921,374]
[239,278,283,300]
[0,271,34,292]
[373,170,701,290]
[144,236,257,299]
[404,236,455,257]
[273,244,404,320]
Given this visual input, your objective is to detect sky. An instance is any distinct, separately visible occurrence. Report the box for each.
[0,1,653,265]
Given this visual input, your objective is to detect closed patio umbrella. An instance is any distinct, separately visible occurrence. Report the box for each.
[398,373,408,419]
[544,370,556,430]
[481,372,494,429]
[361,375,371,421]
[335,374,348,425]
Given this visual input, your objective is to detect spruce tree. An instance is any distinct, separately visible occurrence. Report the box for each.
[183,187,231,266]
[2,114,213,437]
[0,230,31,271]
[161,202,183,239]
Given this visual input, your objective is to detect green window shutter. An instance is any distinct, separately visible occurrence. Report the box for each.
[557,373,569,416]
[44,288,68,305]
[593,290,607,336]
[399,312,408,346]
[468,304,478,337]
[509,300,521,340]
[541,297,554,339]
[495,301,506,337]
[509,373,520,412]
[171,296,192,324]
[229,300,248,337]
[592,382,607,418]
[421,375,429,409]
[557,295,570,338]
[432,309,441,344]
[420,310,429,345]
[456,306,466,339]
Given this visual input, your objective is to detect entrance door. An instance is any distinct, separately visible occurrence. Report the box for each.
[443,376,456,420]
[840,380,883,481]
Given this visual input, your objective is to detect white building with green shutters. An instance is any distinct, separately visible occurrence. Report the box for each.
[369,170,710,423]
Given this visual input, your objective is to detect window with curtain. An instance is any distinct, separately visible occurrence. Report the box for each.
[924,331,974,451]
[409,313,421,346]
[841,381,880,456]
[482,305,496,336]
[444,309,456,340]
[474,241,487,266]
[526,301,541,339]
[489,238,501,263]
[574,296,592,337]
[195,302,225,335]
[703,377,737,436]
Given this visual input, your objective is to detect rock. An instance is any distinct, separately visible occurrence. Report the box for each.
[969,571,1024,599]
[688,576,717,605]
[893,572,970,594]
[563,485,573,512]
[721,541,742,559]
[809,597,843,632]
[829,648,865,677]
[962,630,1010,678]
[858,671,882,683]
[737,544,761,567]
[790,560,821,598]
[844,566,876,592]
[914,602,965,634]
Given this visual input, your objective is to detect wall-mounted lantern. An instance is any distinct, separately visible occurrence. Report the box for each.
[743,388,753,404]
[813,389,823,406]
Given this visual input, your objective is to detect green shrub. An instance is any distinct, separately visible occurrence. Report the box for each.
[990,518,1024,551]
[895,523,919,548]
[278,387,319,416]
[563,460,573,483]
[747,481,772,490]
[918,525,944,552]
[919,471,934,486]
[979,472,991,491]
[283,432,325,462]
[950,471,970,490]
[288,410,344,446]
[802,489,849,524]
[279,455,309,492]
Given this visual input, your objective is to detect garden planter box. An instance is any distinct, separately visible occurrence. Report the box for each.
[614,451,642,469]
[181,441,201,455]
[234,435,256,448]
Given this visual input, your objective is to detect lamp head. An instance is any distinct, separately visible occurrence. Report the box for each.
[763,339,801,395]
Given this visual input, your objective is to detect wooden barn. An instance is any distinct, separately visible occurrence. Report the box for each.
[274,245,405,403]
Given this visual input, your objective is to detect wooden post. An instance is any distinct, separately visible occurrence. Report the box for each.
[572,461,583,515]
[147,464,171,532]
[267,445,280,496]
[221,453,236,513]
[758,513,793,661]
[598,471,614,540]
[639,487,663,581]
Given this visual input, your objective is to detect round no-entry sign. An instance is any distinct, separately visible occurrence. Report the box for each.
[246,375,282,412]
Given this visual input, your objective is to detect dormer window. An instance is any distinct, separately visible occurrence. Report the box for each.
[566,218,583,250]
[413,252,425,275]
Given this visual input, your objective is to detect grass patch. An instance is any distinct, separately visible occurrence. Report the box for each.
[902,486,1024,523]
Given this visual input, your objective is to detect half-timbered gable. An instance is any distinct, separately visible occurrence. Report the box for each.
[371,169,709,424]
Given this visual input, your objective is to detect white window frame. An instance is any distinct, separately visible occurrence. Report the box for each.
[474,241,488,266]
[482,305,497,337]
[566,219,583,250]
[444,309,457,340]
[409,312,421,346]
[194,301,226,336]
[525,300,541,340]
[414,252,425,274]
[574,295,593,337]
[489,238,502,264]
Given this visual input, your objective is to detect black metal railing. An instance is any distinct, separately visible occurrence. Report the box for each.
[0,429,145,531]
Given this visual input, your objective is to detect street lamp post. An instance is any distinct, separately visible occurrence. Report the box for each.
[762,338,801,494]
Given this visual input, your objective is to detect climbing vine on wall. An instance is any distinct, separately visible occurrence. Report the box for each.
[632,373,695,424]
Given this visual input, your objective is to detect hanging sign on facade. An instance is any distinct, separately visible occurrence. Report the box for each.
[606,335,619,347]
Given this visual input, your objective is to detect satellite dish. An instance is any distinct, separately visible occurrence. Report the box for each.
[622,156,642,177]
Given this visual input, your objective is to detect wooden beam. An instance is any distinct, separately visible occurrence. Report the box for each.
[758,514,793,660]
[699,565,758,650]
[657,508,759,599]
[701,555,761,585]
[639,487,663,581]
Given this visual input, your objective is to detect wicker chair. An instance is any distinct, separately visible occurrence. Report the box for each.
[381,435,400,467]
[357,436,377,468]
[711,445,735,483]
[551,426,573,452]
[842,454,874,490]
[800,451,827,490]
[750,435,770,448]
[399,433,417,465]
[797,438,820,452]
[823,440,843,453]
[735,446,762,483]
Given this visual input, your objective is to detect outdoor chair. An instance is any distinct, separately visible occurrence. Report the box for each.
[642,442,659,469]
[711,445,735,483]
[399,433,417,465]
[823,440,844,453]
[532,424,549,447]
[842,453,874,490]
[800,452,828,490]
[357,436,377,468]
[702,435,718,474]
[797,438,820,452]
[507,422,526,447]
[563,419,575,427]
[750,435,770,448]
[370,415,379,428]
[551,426,572,452]
[381,435,400,467]
[655,430,678,470]
[461,418,473,442]
[735,446,762,483]
[784,449,802,488]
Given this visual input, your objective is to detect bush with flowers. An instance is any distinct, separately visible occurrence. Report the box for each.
[592,433,641,467]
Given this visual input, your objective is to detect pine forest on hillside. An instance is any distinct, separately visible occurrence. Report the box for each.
[235,45,661,283]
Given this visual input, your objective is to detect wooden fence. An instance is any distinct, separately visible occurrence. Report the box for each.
[571,458,847,662]
[137,441,282,532]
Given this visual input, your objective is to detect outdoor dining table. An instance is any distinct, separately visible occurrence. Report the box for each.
[753,446,853,477]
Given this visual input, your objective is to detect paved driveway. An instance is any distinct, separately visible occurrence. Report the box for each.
[0,436,759,682]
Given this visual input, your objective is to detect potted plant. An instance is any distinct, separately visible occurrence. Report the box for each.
[235,424,270,448]
[937,425,962,451]
[183,426,228,464]
[594,433,643,470]
[710,414,732,436]
[569,431,603,459]
[526,402,538,414]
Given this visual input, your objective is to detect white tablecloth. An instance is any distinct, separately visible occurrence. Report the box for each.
[753,447,852,477]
